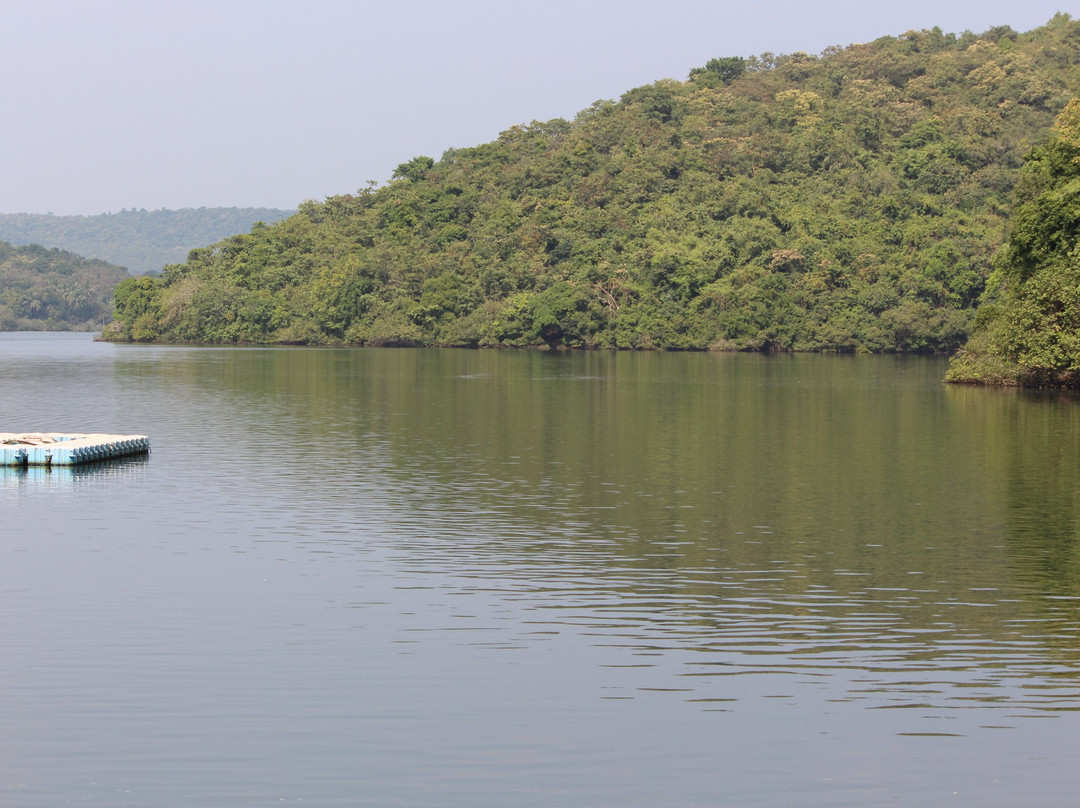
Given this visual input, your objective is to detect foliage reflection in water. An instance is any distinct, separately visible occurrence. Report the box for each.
[3,333,1080,806]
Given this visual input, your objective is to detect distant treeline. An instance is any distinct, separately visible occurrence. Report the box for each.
[0,207,294,276]
[105,15,1080,353]
[0,242,128,330]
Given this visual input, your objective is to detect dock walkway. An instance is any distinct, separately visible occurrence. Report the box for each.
[0,433,150,466]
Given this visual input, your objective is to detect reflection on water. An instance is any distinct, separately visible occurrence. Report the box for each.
[3,335,1080,806]
[0,455,149,490]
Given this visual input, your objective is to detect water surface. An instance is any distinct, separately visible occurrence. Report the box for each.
[3,333,1080,806]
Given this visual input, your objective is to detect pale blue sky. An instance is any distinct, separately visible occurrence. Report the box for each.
[0,0,1071,214]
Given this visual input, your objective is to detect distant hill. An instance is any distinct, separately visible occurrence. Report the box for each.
[0,241,129,331]
[0,207,294,276]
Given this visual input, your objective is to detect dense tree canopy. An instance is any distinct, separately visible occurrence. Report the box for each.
[947,95,1080,386]
[104,16,1080,353]
[0,242,128,330]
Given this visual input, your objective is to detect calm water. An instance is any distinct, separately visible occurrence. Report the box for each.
[3,333,1080,807]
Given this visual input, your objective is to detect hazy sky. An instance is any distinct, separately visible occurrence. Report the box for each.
[0,1,1070,215]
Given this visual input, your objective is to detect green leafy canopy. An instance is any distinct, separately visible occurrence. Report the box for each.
[947,92,1080,387]
[0,242,128,331]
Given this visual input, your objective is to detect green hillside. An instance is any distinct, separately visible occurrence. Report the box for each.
[0,208,294,276]
[0,242,128,330]
[947,97,1080,387]
[106,15,1080,351]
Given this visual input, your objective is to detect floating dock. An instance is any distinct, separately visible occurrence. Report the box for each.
[0,433,150,467]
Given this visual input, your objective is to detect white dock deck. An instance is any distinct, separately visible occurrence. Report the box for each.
[0,433,150,466]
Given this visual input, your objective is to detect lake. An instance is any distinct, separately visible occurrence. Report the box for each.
[3,332,1080,807]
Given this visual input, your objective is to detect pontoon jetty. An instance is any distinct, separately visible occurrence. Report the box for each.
[0,433,150,466]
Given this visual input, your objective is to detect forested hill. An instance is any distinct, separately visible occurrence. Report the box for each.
[0,208,294,276]
[946,97,1080,387]
[108,15,1080,351]
[0,242,128,331]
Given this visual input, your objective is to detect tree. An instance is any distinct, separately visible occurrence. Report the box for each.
[704,56,747,84]
[392,156,435,182]
[947,98,1080,386]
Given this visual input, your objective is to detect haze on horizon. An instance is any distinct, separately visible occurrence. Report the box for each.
[0,0,1070,216]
